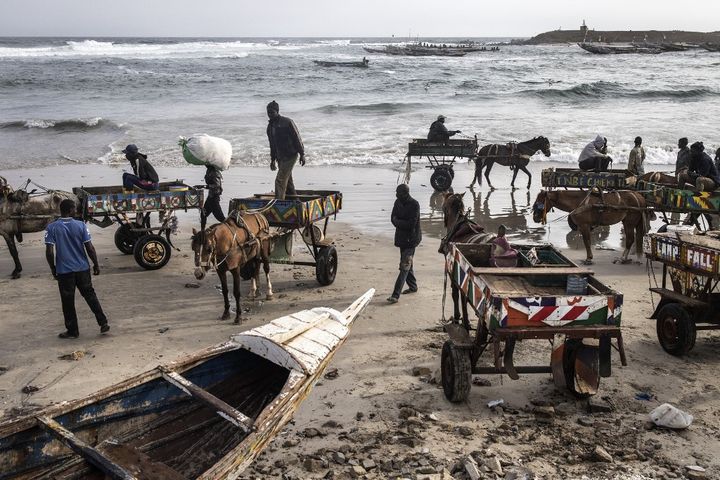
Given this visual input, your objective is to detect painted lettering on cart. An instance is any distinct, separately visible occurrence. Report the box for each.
[655,240,679,262]
[686,247,716,272]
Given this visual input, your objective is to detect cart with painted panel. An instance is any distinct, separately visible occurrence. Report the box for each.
[73,182,204,270]
[638,180,720,231]
[441,242,626,402]
[644,231,720,356]
[229,190,342,286]
[541,168,630,190]
[403,137,478,191]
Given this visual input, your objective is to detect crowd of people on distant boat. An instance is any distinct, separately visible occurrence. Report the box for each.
[578,134,720,191]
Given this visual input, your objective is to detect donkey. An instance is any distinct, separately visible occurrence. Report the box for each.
[469,136,551,190]
[440,192,494,328]
[532,189,647,265]
[191,212,273,323]
[0,177,78,278]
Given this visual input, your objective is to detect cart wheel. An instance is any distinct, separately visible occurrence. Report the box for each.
[114,224,140,255]
[133,234,171,270]
[315,246,338,286]
[441,340,471,403]
[430,167,453,192]
[563,339,600,398]
[656,303,697,356]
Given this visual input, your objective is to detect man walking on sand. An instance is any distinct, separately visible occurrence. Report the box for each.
[387,184,421,304]
[266,101,305,200]
[45,199,109,339]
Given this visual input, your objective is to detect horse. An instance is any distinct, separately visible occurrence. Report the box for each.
[440,192,494,327]
[532,189,647,265]
[191,212,273,323]
[470,136,552,190]
[625,171,677,188]
[0,178,78,278]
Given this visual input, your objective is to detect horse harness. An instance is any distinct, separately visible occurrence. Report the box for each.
[197,215,265,270]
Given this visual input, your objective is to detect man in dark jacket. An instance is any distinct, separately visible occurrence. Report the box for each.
[427,115,460,143]
[675,137,690,175]
[122,144,159,191]
[388,184,421,303]
[679,142,720,191]
[266,101,305,200]
[203,165,225,222]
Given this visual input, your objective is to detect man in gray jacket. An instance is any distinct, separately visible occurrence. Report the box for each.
[578,135,612,172]
[266,101,305,200]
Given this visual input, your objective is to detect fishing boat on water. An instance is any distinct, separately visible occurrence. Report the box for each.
[314,58,369,68]
[578,42,662,54]
[0,290,374,479]
[702,43,720,52]
[362,45,466,57]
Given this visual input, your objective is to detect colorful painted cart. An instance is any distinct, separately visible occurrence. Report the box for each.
[441,242,626,402]
[403,137,478,191]
[541,168,630,190]
[229,190,342,286]
[73,182,204,270]
[644,231,720,355]
[638,180,720,230]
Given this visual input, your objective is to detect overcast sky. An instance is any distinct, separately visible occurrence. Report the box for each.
[2,0,718,37]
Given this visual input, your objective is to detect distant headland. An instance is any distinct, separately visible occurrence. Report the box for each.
[515,20,720,45]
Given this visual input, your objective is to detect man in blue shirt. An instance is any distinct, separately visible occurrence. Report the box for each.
[45,199,109,339]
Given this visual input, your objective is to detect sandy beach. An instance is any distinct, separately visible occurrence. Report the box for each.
[1,162,718,480]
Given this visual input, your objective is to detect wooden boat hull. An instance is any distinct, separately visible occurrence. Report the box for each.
[313,60,368,68]
[0,290,374,479]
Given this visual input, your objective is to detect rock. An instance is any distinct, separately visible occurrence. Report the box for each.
[413,366,432,376]
[455,426,474,437]
[21,385,39,394]
[324,367,339,379]
[441,468,455,480]
[349,465,367,477]
[416,474,442,480]
[361,459,376,471]
[472,376,492,387]
[304,458,324,472]
[399,407,417,419]
[554,402,575,417]
[322,420,342,429]
[593,446,614,463]
[157,327,169,334]
[304,427,324,438]
[577,416,595,427]
[184,282,200,288]
[587,398,613,413]
[530,398,554,407]
[483,456,503,475]
[332,452,346,464]
[417,465,436,474]
[398,436,421,447]
[463,455,482,480]
[282,439,299,447]
[533,406,555,418]
[427,412,439,421]
[504,466,536,480]
[687,471,707,480]
[355,411,365,421]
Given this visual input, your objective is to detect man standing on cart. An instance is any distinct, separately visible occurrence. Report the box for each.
[427,115,460,144]
[266,101,305,200]
[387,184,421,304]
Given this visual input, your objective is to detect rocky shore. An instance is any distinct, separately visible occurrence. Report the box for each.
[516,29,720,45]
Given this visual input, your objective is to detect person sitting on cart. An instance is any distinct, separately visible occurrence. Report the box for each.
[490,225,518,268]
[578,135,611,172]
[678,142,720,191]
[202,165,225,223]
[427,115,461,143]
[121,144,159,191]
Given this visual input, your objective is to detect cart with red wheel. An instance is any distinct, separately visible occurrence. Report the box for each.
[644,231,720,356]
[229,190,342,286]
[441,242,626,402]
[73,182,204,270]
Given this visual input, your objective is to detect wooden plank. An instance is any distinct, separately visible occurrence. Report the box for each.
[473,267,594,276]
[35,416,137,480]
[98,441,185,480]
[649,287,710,308]
[159,368,253,433]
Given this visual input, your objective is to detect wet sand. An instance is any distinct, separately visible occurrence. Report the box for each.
[1,161,717,479]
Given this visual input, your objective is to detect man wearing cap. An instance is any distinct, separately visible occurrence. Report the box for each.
[427,115,461,143]
[266,101,305,200]
[121,144,159,191]
[387,184,421,304]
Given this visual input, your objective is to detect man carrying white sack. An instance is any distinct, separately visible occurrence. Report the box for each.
[203,165,225,222]
[266,100,305,200]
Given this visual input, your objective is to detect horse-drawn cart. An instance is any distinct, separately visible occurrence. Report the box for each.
[403,137,478,191]
[638,180,720,230]
[442,242,626,401]
[73,182,204,270]
[541,168,630,190]
[229,190,342,286]
[644,231,720,355]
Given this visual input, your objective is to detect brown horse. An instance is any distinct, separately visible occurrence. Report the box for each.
[625,171,677,187]
[191,212,273,323]
[440,192,494,323]
[532,189,647,265]
[0,178,78,278]
[470,136,551,190]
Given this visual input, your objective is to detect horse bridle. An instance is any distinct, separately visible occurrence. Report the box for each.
[195,221,260,271]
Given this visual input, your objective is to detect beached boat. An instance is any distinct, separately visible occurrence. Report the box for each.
[314,59,369,68]
[0,290,374,479]
[362,45,466,57]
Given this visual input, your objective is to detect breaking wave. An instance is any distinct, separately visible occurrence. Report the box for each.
[315,102,428,114]
[524,81,717,100]
[0,117,122,131]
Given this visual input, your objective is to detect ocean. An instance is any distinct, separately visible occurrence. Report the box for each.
[2,37,720,171]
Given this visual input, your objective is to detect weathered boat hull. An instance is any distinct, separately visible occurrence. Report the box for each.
[313,60,369,68]
[0,290,374,479]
